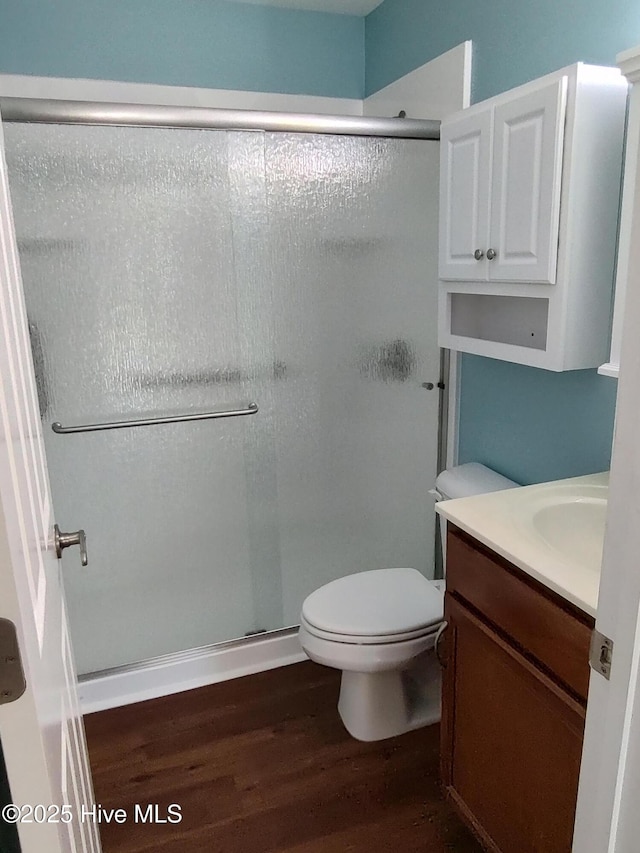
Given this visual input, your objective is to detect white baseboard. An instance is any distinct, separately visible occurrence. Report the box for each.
[78,628,307,715]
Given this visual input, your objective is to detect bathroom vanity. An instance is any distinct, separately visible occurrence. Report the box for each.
[436,474,605,852]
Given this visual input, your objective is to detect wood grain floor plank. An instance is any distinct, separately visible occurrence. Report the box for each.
[84,661,482,852]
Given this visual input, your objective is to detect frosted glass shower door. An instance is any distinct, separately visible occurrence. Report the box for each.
[262,134,441,622]
[5,120,441,678]
[5,124,271,673]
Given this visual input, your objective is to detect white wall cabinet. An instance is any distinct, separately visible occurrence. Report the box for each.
[439,63,628,371]
[440,77,566,284]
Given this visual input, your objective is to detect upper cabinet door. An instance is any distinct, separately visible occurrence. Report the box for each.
[489,77,568,283]
[439,109,492,280]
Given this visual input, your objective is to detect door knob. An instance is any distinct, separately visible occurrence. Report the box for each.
[54,524,88,566]
[486,248,497,260]
[473,249,484,260]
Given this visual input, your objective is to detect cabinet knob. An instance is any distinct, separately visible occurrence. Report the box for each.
[486,248,497,260]
[473,249,484,261]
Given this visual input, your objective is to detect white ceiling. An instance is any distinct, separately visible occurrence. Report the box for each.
[226,0,384,16]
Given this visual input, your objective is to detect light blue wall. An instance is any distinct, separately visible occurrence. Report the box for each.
[365,0,640,101]
[366,0,640,483]
[457,357,619,485]
[0,0,364,98]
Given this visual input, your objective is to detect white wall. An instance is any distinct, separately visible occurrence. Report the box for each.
[364,42,471,120]
[0,41,472,122]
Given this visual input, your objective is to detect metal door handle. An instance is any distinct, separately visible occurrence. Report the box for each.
[486,248,497,260]
[54,524,88,566]
[473,249,484,260]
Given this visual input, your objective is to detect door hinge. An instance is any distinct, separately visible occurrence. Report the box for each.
[590,628,614,680]
[0,619,26,705]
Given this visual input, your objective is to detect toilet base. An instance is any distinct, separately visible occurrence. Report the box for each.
[337,649,441,741]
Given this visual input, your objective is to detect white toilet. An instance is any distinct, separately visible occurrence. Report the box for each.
[298,463,519,742]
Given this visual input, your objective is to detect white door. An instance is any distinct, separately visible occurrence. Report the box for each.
[489,77,567,283]
[572,48,640,852]
[0,115,101,852]
[571,204,640,852]
[438,107,492,280]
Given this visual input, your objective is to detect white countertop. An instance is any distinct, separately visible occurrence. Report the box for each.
[436,472,609,617]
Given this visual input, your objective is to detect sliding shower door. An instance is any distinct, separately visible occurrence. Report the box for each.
[4,121,440,674]
[262,133,441,622]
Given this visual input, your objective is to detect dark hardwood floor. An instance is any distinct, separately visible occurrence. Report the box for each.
[84,661,483,852]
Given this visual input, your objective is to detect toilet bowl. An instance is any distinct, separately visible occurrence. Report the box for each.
[299,464,521,742]
[298,568,444,742]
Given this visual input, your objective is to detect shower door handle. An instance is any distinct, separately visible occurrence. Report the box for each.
[54,524,88,566]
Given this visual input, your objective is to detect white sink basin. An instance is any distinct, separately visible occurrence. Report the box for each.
[436,472,609,615]
[514,482,608,574]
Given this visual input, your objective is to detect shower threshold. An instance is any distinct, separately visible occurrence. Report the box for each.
[78,626,304,716]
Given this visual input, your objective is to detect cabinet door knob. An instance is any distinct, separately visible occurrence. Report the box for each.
[486,248,497,260]
[473,249,484,260]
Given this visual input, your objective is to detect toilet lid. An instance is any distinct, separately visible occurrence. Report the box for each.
[301,568,443,638]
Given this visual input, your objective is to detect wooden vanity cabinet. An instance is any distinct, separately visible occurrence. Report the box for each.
[441,527,595,853]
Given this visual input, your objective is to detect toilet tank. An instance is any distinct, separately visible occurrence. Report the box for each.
[435,462,519,501]
[434,463,520,570]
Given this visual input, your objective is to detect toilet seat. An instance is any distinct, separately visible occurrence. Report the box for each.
[301,568,443,644]
[300,614,441,645]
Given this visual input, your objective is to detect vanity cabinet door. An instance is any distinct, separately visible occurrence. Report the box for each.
[489,77,567,283]
[441,594,585,853]
[439,108,492,280]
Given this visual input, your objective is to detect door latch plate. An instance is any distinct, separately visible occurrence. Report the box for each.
[0,619,26,705]
[590,628,614,680]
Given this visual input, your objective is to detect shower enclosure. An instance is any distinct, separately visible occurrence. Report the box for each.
[2,103,442,678]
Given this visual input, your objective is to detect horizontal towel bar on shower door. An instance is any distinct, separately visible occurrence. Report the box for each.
[51,402,259,434]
